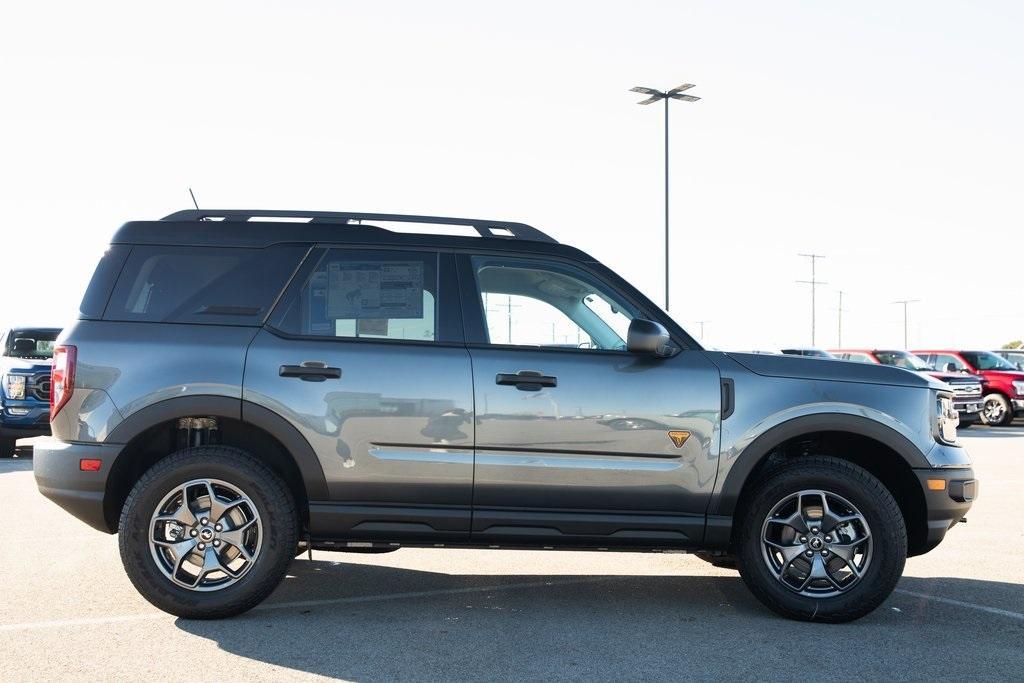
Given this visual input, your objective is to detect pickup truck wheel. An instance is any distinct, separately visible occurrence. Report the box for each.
[980,394,1012,426]
[118,446,299,619]
[735,456,906,623]
[0,438,16,458]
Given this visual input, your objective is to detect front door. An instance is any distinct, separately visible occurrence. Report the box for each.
[460,254,721,547]
[244,248,474,541]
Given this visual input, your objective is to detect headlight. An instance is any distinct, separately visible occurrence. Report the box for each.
[1013,381,1024,397]
[3,374,26,400]
[936,394,959,445]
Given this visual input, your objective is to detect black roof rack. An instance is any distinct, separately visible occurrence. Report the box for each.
[161,209,557,244]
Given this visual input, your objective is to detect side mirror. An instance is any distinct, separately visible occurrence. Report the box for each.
[627,318,672,357]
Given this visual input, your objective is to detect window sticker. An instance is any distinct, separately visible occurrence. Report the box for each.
[326,261,425,320]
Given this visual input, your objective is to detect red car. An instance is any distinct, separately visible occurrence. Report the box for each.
[913,350,1024,426]
[831,349,984,425]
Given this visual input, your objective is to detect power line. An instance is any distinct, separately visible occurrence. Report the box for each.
[797,254,828,346]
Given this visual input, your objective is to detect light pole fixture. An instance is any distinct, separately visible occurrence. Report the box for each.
[630,82,700,312]
[892,299,921,348]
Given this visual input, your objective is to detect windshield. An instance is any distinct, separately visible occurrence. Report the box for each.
[962,351,1018,371]
[3,328,61,359]
[874,350,933,371]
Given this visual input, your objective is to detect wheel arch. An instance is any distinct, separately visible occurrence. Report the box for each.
[711,414,931,556]
[102,396,327,532]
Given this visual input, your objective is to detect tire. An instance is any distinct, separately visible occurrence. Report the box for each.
[0,438,16,458]
[118,446,299,619]
[734,456,906,623]
[980,393,1013,426]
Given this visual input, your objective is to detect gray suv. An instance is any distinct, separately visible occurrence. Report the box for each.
[34,209,977,622]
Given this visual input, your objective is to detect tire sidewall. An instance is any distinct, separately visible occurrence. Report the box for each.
[981,394,1011,426]
[736,462,906,621]
[119,449,297,617]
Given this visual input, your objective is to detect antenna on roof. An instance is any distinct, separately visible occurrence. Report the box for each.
[188,188,200,210]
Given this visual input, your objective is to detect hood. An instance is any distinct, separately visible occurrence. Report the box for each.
[726,352,946,390]
[977,370,1024,382]
[926,371,980,384]
[0,356,53,373]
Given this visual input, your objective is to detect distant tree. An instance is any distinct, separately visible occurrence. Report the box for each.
[1002,340,1023,349]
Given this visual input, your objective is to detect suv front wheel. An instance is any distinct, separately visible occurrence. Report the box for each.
[735,456,906,623]
[119,446,299,619]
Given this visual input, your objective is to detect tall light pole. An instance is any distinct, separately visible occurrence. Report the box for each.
[892,299,920,348]
[797,253,827,346]
[630,83,700,312]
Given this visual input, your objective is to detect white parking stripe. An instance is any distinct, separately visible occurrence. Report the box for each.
[0,576,612,633]
[895,589,1024,621]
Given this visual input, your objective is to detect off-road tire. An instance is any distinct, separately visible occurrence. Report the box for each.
[734,456,906,623]
[119,446,299,619]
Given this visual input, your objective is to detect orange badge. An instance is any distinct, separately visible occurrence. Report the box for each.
[668,430,690,448]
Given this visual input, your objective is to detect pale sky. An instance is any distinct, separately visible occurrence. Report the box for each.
[2,1,1021,351]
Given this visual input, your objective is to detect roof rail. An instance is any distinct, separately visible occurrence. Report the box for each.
[160,209,557,244]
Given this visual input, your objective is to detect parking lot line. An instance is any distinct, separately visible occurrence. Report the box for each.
[895,589,1024,621]
[0,575,614,633]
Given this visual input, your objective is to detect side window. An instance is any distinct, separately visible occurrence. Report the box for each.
[471,256,640,351]
[275,249,438,342]
[105,245,308,325]
[934,353,966,372]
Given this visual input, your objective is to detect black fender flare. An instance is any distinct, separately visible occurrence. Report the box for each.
[710,413,930,518]
[106,395,328,500]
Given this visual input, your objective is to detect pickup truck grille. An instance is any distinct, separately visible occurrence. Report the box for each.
[947,381,982,398]
[29,373,51,402]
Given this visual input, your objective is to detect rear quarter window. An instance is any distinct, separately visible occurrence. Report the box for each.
[105,244,308,325]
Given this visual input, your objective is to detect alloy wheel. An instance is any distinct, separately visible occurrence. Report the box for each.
[149,478,263,592]
[760,489,872,598]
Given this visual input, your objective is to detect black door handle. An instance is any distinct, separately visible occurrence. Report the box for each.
[495,370,557,391]
[279,362,342,382]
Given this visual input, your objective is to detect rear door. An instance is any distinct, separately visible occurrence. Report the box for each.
[244,247,475,542]
[459,253,722,547]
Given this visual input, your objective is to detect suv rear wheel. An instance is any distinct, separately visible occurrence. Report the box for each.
[118,446,299,619]
[735,456,906,623]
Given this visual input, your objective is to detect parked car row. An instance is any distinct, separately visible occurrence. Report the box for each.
[780,347,1024,427]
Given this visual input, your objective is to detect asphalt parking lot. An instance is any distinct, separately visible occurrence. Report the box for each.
[2,426,1022,682]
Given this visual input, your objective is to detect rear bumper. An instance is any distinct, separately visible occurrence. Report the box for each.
[33,438,122,533]
[912,466,976,556]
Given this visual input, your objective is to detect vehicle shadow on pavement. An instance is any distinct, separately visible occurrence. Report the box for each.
[962,427,1024,439]
[173,558,1024,681]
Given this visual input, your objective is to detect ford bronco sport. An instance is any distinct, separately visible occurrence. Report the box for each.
[34,209,976,622]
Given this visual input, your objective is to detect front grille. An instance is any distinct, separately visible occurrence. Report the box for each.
[948,382,982,397]
[29,373,51,402]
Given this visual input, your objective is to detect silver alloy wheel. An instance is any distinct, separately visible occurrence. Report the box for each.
[760,489,872,597]
[149,478,263,592]
[982,395,1007,424]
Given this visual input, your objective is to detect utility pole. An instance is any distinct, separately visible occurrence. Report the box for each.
[630,82,700,311]
[836,291,846,347]
[892,299,921,348]
[797,254,827,346]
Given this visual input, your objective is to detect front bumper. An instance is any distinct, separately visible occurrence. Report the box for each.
[952,398,983,416]
[33,437,122,533]
[1013,398,1024,414]
[0,400,51,439]
[912,466,977,556]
